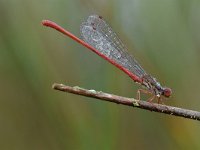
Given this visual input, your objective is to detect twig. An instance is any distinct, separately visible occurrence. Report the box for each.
[52,83,200,121]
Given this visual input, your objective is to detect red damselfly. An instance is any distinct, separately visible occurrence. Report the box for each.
[42,15,172,103]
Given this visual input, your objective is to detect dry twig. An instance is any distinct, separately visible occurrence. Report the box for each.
[52,83,200,121]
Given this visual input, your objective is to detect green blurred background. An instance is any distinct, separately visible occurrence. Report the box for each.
[1,0,200,149]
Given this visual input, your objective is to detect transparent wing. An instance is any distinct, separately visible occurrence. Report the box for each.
[80,14,147,78]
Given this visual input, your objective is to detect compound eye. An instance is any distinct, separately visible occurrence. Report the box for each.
[163,88,172,97]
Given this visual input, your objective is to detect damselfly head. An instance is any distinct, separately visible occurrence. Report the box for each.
[162,87,172,98]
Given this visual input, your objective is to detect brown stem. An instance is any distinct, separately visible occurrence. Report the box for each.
[52,83,200,121]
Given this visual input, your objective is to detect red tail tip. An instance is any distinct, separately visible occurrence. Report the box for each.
[41,20,51,26]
